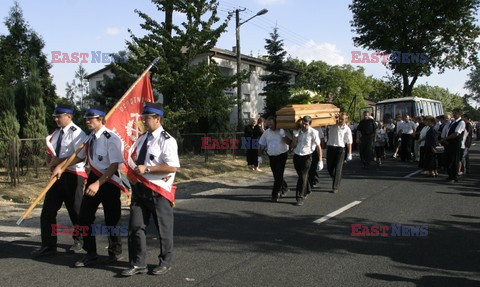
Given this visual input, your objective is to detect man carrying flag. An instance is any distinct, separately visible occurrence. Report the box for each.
[121,102,180,277]
[52,107,126,267]
[32,104,87,258]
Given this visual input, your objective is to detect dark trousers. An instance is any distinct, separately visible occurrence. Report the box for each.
[400,134,413,161]
[445,144,460,181]
[327,146,345,191]
[308,151,320,188]
[419,146,425,168]
[79,172,122,256]
[359,135,374,166]
[293,153,312,200]
[269,152,288,198]
[387,131,394,150]
[41,172,84,248]
[128,183,173,268]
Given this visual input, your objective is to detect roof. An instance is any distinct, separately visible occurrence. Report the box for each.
[85,47,299,79]
[85,64,113,79]
[376,97,442,104]
[209,47,298,74]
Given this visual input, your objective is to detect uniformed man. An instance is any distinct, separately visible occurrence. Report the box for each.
[291,116,321,206]
[121,102,180,276]
[52,107,125,267]
[326,113,353,193]
[31,104,87,258]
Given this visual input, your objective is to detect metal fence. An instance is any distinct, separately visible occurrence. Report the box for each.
[0,132,248,187]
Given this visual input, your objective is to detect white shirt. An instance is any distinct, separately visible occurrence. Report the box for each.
[293,126,321,156]
[385,123,395,132]
[418,126,430,147]
[448,117,466,135]
[395,120,404,133]
[48,121,87,172]
[398,121,416,134]
[441,121,452,139]
[327,124,353,148]
[78,126,124,172]
[258,128,289,156]
[130,125,180,181]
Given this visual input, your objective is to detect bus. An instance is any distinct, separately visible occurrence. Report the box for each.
[374,97,444,122]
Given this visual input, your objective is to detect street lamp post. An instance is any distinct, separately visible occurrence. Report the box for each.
[235,8,268,132]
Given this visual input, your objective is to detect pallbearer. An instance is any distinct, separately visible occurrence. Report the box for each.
[32,104,87,258]
[122,102,180,276]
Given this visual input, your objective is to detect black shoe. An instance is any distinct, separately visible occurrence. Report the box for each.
[121,266,148,277]
[75,254,98,267]
[280,188,289,198]
[31,246,57,258]
[152,265,171,275]
[295,199,304,206]
[68,240,83,253]
[271,196,279,202]
[105,254,123,264]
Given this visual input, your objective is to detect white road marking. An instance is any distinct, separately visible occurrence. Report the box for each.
[404,169,422,178]
[313,201,362,224]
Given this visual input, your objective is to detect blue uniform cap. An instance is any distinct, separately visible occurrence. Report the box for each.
[84,108,106,118]
[53,105,74,116]
[141,102,164,116]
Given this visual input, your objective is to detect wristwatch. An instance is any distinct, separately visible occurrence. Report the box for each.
[144,167,150,174]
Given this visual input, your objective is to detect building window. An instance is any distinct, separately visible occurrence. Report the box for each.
[249,64,256,72]
[243,93,251,102]
[95,80,102,91]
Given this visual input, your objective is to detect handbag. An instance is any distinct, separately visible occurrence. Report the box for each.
[433,146,444,154]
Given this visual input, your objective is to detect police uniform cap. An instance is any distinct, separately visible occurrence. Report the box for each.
[84,107,106,118]
[141,102,164,117]
[53,104,74,116]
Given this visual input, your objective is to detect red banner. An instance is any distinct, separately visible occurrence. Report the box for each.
[105,72,154,168]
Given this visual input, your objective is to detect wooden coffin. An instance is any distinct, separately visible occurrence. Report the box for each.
[276,104,340,129]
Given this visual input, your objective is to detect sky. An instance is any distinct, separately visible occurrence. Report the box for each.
[0,0,477,107]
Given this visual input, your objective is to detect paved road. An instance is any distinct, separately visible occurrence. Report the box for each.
[1,144,479,286]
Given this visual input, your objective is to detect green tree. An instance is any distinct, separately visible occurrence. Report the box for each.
[107,0,235,133]
[412,84,464,114]
[0,87,20,168]
[350,0,480,98]
[260,27,291,117]
[21,63,48,176]
[464,63,480,103]
[0,2,57,131]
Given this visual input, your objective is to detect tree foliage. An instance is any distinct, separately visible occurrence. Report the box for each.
[0,1,57,131]
[101,0,235,133]
[0,87,20,167]
[260,27,291,117]
[350,0,480,97]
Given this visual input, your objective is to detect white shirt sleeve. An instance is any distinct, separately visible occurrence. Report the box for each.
[455,121,466,134]
[345,128,353,145]
[108,136,124,164]
[161,139,180,168]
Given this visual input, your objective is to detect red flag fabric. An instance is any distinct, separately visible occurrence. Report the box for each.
[105,72,154,167]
